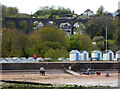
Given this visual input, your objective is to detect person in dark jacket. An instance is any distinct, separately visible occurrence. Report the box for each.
[40,67,45,76]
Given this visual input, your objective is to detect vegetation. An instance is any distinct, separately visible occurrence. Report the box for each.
[1,5,120,59]
[1,83,110,89]
[2,27,94,60]
[33,6,75,18]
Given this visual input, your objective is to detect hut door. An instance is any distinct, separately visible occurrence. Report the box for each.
[109,53,112,61]
[76,53,79,61]
[97,53,100,61]
[84,53,87,61]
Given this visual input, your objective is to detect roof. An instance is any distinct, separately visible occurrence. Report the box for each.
[103,50,113,53]
[70,50,79,54]
[84,9,92,12]
[92,50,101,53]
[5,58,14,63]
[28,57,34,60]
[116,50,120,54]
[79,51,84,53]
[14,58,23,63]
[0,59,8,63]
[79,50,87,53]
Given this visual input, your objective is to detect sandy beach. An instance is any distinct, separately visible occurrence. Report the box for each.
[1,69,119,87]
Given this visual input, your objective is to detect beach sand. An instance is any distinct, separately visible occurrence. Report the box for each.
[1,69,119,87]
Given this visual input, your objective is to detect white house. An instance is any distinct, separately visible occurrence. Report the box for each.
[116,50,120,61]
[70,50,80,61]
[79,51,89,61]
[103,50,114,61]
[83,9,94,17]
[91,50,102,61]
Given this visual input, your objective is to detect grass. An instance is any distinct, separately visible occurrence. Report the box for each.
[1,83,110,89]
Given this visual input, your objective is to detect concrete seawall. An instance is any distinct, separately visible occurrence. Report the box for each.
[0,62,119,71]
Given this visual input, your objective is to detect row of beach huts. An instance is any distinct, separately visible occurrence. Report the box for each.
[0,57,51,63]
[70,50,120,61]
[0,50,119,63]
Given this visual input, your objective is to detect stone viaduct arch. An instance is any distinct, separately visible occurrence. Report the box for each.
[4,17,89,35]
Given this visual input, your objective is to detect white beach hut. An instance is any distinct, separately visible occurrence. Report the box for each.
[91,50,102,61]
[27,57,35,62]
[79,50,89,61]
[20,57,28,63]
[116,50,120,61]
[103,50,114,61]
[14,58,23,63]
[12,57,19,61]
[0,59,8,63]
[70,50,80,61]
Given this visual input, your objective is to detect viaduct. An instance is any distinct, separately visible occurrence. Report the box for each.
[4,17,89,35]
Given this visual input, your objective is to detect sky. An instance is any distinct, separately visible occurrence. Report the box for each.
[0,0,120,15]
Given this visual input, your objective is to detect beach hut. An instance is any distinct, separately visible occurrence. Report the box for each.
[91,50,102,61]
[103,50,114,61]
[44,58,52,61]
[14,58,23,63]
[5,58,14,63]
[12,57,19,61]
[20,57,28,63]
[36,57,44,62]
[58,57,66,61]
[79,50,89,61]
[116,50,120,61]
[0,59,8,63]
[27,57,35,62]
[70,50,80,61]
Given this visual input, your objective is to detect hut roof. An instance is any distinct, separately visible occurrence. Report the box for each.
[70,50,79,54]
[116,50,120,54]
[103,50,112,53]
[5,58,14,63]
[0,59,8,63]
[92,50,101,53]
[79,50,87,53]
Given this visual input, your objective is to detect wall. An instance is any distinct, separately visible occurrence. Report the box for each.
[1,62,119,71]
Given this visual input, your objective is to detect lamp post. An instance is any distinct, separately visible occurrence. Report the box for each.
[106,27,107,52]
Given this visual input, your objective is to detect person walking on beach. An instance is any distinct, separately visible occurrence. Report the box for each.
[40,67,45,76]
[105,72,109,77]
[69,66,71,70]
[61,65,64,69]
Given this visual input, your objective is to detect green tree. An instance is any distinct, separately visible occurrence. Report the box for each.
[26,27,69,57]
[44,49,69,61]
[68,33,93,52]
[68,34,82,51]
[2,28,29,57]
[19,20,29,33]
[7,7,18,16]
[96,6,104,16]
[5,20,16,29]
[33,27,69,48]
[85,16,117,39]
[2,28,13,57]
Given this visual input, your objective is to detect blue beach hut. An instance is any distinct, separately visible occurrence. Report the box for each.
[80,50,89,61]
[70,50,80,61]
[103,50,114,61]
[91,50,102,61]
